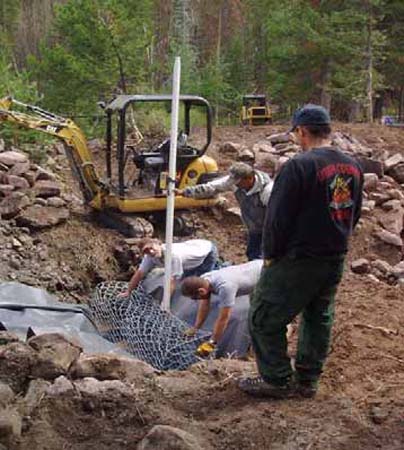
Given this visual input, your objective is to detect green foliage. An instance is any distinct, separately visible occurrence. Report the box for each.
[30,0,154,133]
[0,53,46,144]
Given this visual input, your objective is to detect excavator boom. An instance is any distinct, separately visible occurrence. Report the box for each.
[0,97,105,206]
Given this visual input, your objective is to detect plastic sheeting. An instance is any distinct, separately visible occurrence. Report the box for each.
[0,282,129,355]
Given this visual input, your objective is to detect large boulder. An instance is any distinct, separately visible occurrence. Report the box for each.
[378,205,404,235]
[8,161,30,177]
[374,229,403,248]
[0,151,28,167]
[138,425,206,450]
[70,353,155,385]
[6,175,30,190]
[384,153,404,171]
[16,205,69,229]
[0,192,31,219]
[356,156,384,177]
[28,333,82,380]
[0,341,37,393]
[387,163,404,184]
[33,180,61,198]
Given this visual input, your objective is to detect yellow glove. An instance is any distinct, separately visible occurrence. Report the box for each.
[196,340,216,357]
[184,327,197,337]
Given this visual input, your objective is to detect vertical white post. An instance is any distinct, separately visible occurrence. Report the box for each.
[162,57,181,312]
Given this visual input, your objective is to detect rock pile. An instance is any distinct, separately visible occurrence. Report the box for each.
[252,130,404,285]
[0,146,70,229]
[0,331,208,450]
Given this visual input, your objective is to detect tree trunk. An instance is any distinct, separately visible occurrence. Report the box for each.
[365,5,373,123]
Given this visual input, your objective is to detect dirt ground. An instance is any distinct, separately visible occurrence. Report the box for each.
[9,123,404,449]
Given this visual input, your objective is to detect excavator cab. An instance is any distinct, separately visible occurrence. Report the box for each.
[240,94,272,126]
[104,95,218,199]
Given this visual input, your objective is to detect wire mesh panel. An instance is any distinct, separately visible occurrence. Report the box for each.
[89,282,210,370]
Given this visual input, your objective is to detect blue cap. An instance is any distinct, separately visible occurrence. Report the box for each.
[289,104,331,132]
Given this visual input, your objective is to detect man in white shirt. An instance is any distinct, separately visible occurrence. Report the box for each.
[181,259,263,356]
[119,238,218,298]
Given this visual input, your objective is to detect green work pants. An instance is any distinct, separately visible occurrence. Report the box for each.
[249,255,344,384]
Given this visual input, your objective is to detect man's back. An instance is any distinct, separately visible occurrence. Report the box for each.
[263,147,363,259]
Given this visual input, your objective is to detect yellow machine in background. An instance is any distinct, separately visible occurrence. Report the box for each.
[0,95,220,236]
[240,94,272,126]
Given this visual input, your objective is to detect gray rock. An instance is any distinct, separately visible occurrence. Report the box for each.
[391,261,404,279]
[385,153,404,171]
[356,156,384,177]
[368,192,391,206]
[0,332,19,346]
[46,375,75,397]
[0,341,37,393]
[6,174,30,190]
[378,206,404,235]
[16,205,69,229]
[36,167,56,182]
[219,141,241,154]
[374,229,403,248]
[8,161,30,177]
[46,196,66,208]
[0,192,31,220]
[138,425,205,450]
[0,184,15,197]
[363,173,379,192]
[22,170,37,186]
[267,132,291,145]
[0,382,15,408]
[370,406,389,424]
[381,199,402,211]
[22,379,51,416]
[34,180,61,198]
[28,333,82,380]
[387,163,404,184]
[75,377,134,397]
[34,197,47,206]
[70,354,155,385]
[252,141,274,154]
[371,259,393,275]
[351,259,370,274]
[0,151,28,167]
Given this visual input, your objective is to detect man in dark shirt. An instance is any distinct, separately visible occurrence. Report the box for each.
[239,104,363,399]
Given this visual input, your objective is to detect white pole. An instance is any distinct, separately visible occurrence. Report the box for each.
[162,57,181,312]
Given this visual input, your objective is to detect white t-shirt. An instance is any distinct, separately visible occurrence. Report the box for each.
[202,259,263,308]
[139,239,213,278]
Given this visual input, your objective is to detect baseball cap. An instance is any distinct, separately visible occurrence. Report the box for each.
[229,162,254,183]
[289,104,331,132]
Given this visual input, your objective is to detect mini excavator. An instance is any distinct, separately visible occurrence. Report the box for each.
[0,95,220,236]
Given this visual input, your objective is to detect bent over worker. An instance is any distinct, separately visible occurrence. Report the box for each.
[239,104,363,399]
[178,162,273,260]
[119,238,218,298]
[181,259,263,357]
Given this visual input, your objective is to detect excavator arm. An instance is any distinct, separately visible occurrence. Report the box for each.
[0,97,106,207]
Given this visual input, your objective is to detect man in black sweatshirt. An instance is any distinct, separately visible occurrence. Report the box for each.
[239,104,363,399]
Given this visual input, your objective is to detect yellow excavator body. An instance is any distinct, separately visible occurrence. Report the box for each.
[0,96,220,235]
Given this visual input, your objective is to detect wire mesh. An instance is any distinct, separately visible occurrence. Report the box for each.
[88,282,210,370]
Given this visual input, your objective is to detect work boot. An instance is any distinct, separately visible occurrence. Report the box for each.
[238,376,293,399]
[293,379,318,399]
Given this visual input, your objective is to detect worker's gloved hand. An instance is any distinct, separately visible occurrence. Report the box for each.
[196,340,216,358]
[184,327,197,338]
[182,187,193,197]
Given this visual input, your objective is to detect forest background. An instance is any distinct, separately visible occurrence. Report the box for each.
[0,0,403,136]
